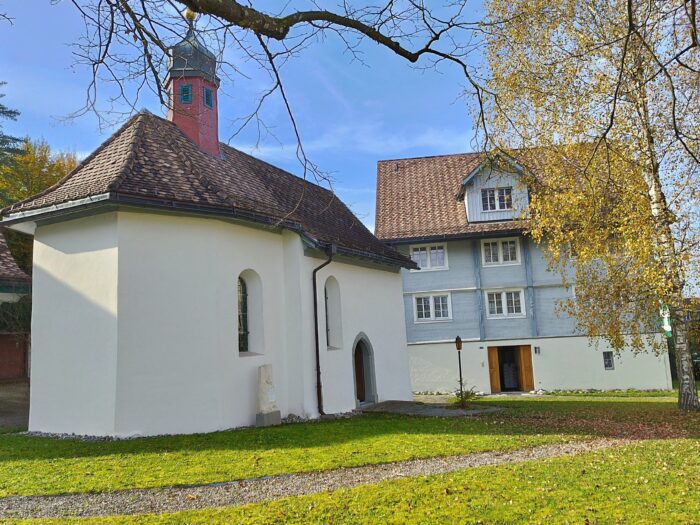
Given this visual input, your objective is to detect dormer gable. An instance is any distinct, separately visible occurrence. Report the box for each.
[457,154,528,223]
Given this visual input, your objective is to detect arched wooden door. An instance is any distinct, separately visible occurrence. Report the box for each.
[354,342,366,402]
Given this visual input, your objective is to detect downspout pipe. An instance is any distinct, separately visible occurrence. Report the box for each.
[312,243,337,416]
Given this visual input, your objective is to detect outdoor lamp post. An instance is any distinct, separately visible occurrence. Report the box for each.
[455,336,464,408]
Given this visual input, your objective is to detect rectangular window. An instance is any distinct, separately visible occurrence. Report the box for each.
[433,295,449,319]
[486,289,526,318]
[483,241,499,264]
[498,187,513,210]
[482,238,520,266]
[487,292,503,316]
[482,187,513,211]
[179,84,193,104]
[603,351,615,370]
[203,87,213,108]
[416,296,431,320]
[481,188,496,211]
[415,294,451,322]
[505,291,522,314]
[410,244,448,270]
[502,240,518,262]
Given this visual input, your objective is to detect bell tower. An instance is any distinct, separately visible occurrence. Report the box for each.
[166,12,220,156]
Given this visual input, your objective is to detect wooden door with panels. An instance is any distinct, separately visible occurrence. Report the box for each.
[487,347,501,393]
[517,345,535,392]
[487,345,534,393]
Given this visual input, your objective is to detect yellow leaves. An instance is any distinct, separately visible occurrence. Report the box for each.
[0,138,76,207]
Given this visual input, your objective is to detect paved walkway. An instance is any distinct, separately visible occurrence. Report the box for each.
[0,381,28,429]
[0,439,627,519]
[363,400,503,417]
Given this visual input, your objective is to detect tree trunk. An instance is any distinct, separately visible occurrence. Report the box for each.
[629,32,699,410]
[672,310,699,410]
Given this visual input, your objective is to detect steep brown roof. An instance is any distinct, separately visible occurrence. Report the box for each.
[2,112,411,268]
[375,152,525,242]
[0,232,30,287]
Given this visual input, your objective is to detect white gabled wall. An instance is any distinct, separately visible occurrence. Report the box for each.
[409,335,672,393]
[114,212,290,436]
[27,210,412,437]
[30,213,119,436]
[312,259,413,414]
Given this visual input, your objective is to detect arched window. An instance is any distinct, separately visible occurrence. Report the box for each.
[238,270,264,354]
[324,276,343,349]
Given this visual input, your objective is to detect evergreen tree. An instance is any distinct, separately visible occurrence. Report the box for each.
[0,81,21,176]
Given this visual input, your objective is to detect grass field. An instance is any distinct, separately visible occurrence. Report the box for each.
[0,412,571,498]
[3,395,699,524]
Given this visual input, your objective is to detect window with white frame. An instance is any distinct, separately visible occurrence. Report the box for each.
[481,187,513,211]
[414,294,451,321]
[603,351,615,370]
[485,289,525,318]
[410,244,447,270]
[481,238,521,266]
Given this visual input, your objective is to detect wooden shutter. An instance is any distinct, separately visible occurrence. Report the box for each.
[487,347,501,393]
[518,345,535,392]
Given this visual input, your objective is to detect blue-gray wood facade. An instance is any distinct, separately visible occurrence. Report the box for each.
[397,164,578,344]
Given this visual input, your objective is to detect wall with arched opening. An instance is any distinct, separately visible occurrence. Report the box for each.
[324,276,343,349]
[238,269,264,354]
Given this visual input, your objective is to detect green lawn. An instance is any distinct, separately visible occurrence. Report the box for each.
[3,395,700,524]
[0,413,572,498]
[15,438,699,525]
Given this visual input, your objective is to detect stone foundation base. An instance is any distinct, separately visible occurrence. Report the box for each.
[256,410,281,427]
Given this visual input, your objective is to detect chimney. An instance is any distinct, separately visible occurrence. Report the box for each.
[165,27,220,156]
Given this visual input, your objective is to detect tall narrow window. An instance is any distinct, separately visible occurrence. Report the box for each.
[603,351,615,370]
[324,276,343,349]
[203,87,214,108]
[481,188,497,211]
[179,84,193,104]
[238,277,249,353]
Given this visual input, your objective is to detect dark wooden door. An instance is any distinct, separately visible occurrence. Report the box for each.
[487,347,501,393]
[354,345,366,402]
[0,334,28,380]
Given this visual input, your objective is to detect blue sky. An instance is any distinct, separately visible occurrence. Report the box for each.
[0,1,481,229]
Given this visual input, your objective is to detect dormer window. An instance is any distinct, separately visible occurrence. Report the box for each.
[179,84,193,104]
[482,187,512,211]
[203,87,214,108]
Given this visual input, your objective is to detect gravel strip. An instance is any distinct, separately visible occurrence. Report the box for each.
[0,439,628,519]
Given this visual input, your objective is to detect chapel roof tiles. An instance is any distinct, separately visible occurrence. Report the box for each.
[2,111,412,268]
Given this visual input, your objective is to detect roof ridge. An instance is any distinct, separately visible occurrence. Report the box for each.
[3,112,145,214]
[377,151,484,164]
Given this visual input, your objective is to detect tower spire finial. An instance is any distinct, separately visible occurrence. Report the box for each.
[184,7,197,32]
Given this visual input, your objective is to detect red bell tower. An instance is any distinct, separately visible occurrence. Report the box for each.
[165,23,220,157]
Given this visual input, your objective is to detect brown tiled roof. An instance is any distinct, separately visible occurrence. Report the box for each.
[2,112,411,268]
[0,232,30,286]
[375,153,526,242]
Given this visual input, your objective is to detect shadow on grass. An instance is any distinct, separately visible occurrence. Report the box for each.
[0,396,698,464]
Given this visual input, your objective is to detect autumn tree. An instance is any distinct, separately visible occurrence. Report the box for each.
[484,0,700,409]
[1,139,77,272]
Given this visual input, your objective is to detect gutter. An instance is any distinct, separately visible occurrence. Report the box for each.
[2,193,413,269]
[312,243,336,416]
